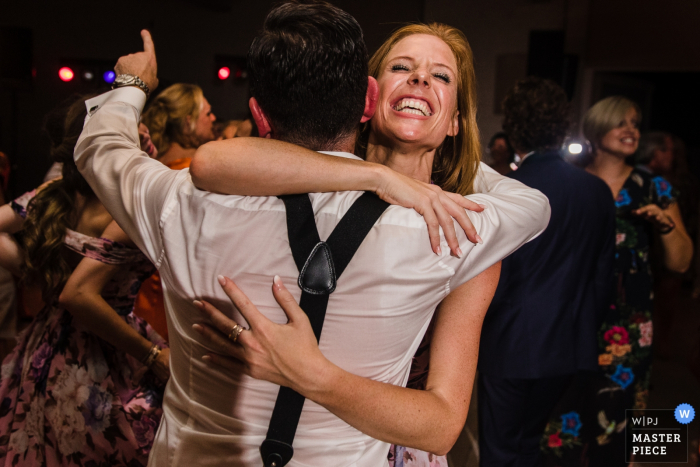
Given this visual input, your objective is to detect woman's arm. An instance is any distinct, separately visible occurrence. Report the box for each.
[635,202,693,273]
[190,138,484,254]
[194,264,500,455]
[58,220,170,381]
[0,233,22,275]
[0,204,25,235]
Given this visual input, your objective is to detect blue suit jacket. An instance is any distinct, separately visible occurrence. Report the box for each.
[478,151,616,379]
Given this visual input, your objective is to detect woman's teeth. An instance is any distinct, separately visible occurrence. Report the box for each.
[393,98,432,116]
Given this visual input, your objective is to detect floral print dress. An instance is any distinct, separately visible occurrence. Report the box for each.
[541,169,676,466]
[0,192,166,467]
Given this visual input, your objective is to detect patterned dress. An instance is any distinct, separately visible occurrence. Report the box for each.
[0,192,166,467]
[541,169,676,466]
[388,321,448,467]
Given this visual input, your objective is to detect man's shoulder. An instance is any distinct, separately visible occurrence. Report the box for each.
[186,188,430,230]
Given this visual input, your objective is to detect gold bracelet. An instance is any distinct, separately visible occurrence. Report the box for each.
[142,344,161,368]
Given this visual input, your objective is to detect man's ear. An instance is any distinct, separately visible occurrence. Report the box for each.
[249,97,272,139]
[360,77,379,123]
[447,109,460,137]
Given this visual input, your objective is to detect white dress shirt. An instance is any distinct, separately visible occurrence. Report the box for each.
[75,88,550,467]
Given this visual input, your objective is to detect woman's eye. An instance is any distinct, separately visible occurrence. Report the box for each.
[391,64,410,72]
[434,73,450,83]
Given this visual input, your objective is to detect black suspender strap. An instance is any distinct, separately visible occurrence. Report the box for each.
[260,192,389,467]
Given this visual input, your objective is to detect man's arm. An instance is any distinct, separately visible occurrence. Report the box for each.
[74,31,175,263]
[450,163,551,286]
[75,88,177,263]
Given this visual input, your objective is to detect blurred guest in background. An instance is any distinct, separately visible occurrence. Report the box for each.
[547,97,693,466]
[0,151,16,363]
[0,96,168,466]
[141,83,216,170]
[215,118,255,140]
[478,77,615,467]
[215,119,244,140]
[486,131,516,175]
[638,131,700,385]
[135,83,217,340]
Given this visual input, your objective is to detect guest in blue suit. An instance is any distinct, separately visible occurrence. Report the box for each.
[477,78,616,467]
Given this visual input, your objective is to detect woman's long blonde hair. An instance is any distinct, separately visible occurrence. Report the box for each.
[141,83,204,154]
[359,23,481,195]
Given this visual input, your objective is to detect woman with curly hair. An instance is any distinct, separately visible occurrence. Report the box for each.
[542,96,693,467]
[0,95,169,466]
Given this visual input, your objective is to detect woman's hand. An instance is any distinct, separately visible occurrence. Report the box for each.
[193,275,327,393]
[150,347,171,382]
[633,204,675,232]
[375,167,483,256]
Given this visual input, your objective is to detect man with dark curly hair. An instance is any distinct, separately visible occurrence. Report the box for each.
[477,77,617,467]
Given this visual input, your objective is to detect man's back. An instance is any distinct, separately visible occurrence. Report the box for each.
[75,90,549,466]
[479,151,615,379]
[150,158,550,466]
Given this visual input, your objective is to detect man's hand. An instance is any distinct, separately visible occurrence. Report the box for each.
[114,30,159,92]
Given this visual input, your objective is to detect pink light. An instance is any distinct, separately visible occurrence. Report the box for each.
[58,67,74,82]
[218,67,230,80]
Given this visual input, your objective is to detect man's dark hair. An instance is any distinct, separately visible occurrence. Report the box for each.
[248,1,368,150]
[501,77,570,153]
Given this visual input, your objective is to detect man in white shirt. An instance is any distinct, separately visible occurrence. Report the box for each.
[75,3,550,466]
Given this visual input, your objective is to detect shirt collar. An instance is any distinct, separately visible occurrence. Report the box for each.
[318,151,363,161]
[517,151,536,166]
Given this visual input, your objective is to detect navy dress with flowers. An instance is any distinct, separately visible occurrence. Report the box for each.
[0,191,167,467]
[541,169,676,466]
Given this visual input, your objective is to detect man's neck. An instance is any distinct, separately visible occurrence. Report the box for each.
[279,133,357,154]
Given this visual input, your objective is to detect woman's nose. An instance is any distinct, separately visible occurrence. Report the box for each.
[409,72,430,87]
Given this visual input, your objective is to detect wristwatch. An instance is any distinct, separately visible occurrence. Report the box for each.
[112,74,150,98]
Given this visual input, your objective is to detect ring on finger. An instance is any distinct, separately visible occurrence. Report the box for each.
[227,323,245,343]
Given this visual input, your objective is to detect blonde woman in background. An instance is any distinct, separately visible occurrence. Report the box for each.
[542,96,692,467]
[134,84,216,339]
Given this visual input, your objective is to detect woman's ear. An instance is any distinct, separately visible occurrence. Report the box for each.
[185,115,196,133]
[249,97,272,139]
[447,109,460,137]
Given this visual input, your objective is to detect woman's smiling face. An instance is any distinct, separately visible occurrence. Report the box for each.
[371,34,460,150]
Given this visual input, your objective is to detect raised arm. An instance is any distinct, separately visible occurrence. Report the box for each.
[193,265,499,455]
[58,220,169,381]
[74,31,177,264]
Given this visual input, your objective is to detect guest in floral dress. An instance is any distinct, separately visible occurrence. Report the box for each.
[0,96,169,466]
[541,96,692,466]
